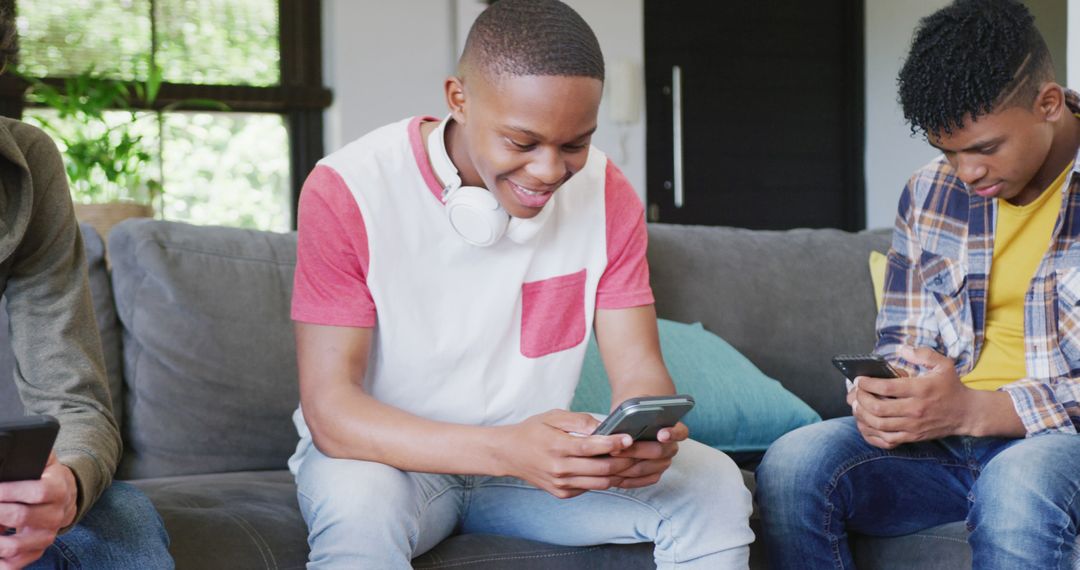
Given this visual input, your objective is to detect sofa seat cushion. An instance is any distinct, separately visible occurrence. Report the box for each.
[132,468,973,569]
[131,470,309,570]
[853,522,970,569]
[413,535,654,569]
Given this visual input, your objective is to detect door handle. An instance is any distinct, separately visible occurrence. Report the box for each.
[672,65,684,208]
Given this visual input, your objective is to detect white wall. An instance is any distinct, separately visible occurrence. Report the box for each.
[863,0,949,230]
[321,0,455,154]
[322,1,1074,226]
[321,0,647,201]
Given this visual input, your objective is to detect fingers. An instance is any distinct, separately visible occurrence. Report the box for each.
[0,482,48,507]
[0,527,55,567]
[0,502,66,532]
[613,458,672,480]
[553,456,637,478]
[542,410,601,436]
[613,473,664,489]
[561,432,633,457]
[656,422,689,443]
[611,440,678,461]
[899,345,950,370]
[856,376,905,399]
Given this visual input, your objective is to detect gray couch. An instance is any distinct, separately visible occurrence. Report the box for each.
[0,219,973,569]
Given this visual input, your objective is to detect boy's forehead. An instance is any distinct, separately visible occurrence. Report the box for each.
[928,106,1030,149]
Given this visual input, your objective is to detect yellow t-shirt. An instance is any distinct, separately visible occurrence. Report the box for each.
[962,161,1075,390]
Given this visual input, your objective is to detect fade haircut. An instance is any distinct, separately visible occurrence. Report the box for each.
[897,0,1054,137]
[459,0,604,82]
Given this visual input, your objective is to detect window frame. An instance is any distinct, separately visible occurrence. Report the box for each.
[0,0,331,230]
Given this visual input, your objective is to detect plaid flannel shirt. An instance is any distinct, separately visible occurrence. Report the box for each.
[875,89,1080,436]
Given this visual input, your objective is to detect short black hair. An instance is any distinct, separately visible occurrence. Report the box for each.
[460,0,604,81]
[897,0,1054,136]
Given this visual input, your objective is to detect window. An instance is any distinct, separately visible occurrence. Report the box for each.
[0,0,330,232]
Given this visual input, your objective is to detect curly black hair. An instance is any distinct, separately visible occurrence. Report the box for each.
[897,0,1053,137]
[460,0,604,81]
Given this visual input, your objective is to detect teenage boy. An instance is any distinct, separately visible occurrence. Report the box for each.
[288,1,753,568]
[755,0,1080,568]
[0,17,171,570]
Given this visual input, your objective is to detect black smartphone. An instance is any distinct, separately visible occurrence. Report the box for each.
[831,353,900,381]
[591,395,695,441]
[0,415,59,482]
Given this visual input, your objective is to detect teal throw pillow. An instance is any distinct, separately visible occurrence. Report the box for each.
[571,319,821,453]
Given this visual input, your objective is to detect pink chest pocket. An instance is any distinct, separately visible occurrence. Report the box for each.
[521,269,587,358]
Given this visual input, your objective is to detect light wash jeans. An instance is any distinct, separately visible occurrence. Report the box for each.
[290,435,754,569]
[26,481,173,569]
[755,416,1080,570]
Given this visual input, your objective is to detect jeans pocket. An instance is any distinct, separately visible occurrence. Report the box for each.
[521,269,587,358]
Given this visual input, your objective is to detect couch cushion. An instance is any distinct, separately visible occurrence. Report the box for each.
[109,220,299,478]
[134,468,968,569]
[646,224,892,420]
[0,223,122,422]
[131,470,309,570]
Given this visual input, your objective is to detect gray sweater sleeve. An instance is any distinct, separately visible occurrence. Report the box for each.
[5,128,120,524]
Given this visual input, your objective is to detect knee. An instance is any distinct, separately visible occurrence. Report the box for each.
[76,482,172,566]
[756,419,858,506]
[972,435,1080,524]
[668,441,752,516]
[295,452,414,530]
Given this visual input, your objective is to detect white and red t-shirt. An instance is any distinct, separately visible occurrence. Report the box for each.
[292,116,653,427]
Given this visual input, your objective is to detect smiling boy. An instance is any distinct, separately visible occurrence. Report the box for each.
[287,1,753,568]
[755,1,1080,568]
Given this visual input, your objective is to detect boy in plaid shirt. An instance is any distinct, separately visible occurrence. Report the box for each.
[756,1,1080,568]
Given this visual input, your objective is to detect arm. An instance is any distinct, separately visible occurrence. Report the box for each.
[0,126,116,564]
[296,322,635,497]
[856,173,1025,445]
[593,305,688,488]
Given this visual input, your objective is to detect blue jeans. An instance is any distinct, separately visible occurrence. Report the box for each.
[755,416,1080,570]
[290,436,754,569]
[26,481,172,569]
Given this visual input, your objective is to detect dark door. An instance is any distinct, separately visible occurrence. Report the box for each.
[645,0,865,230]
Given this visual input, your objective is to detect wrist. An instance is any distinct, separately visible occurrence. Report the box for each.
[963,389,1024,438]
[482,425,513,478]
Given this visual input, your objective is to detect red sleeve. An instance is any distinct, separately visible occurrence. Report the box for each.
[596,161,654,309]
[291,165,376,327]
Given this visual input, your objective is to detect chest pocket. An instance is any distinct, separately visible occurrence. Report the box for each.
[918,251,965,298]
[521,269,587,359]
[917,251,968,356]
[1055,266,1080,363]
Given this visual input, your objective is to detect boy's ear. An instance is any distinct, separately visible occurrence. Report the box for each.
[445,76,467,125]
[1034,83,1065,122]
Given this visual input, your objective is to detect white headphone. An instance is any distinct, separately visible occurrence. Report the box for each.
[426,116,552,247]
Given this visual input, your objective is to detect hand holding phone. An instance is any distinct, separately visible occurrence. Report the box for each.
[591,395,695,441]
[0,415,59,482]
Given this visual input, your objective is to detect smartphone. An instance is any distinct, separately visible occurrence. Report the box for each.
[591,395,695,441]
[831,353,900,381]
[0,415,59,482]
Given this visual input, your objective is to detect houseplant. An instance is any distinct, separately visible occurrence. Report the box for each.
[21,65,223,238]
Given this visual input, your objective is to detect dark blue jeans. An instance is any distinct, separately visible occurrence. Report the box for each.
[755,417,1080,570]
[26,481,172,569]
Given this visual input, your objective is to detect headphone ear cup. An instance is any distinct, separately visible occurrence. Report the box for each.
[445,186,509,247]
